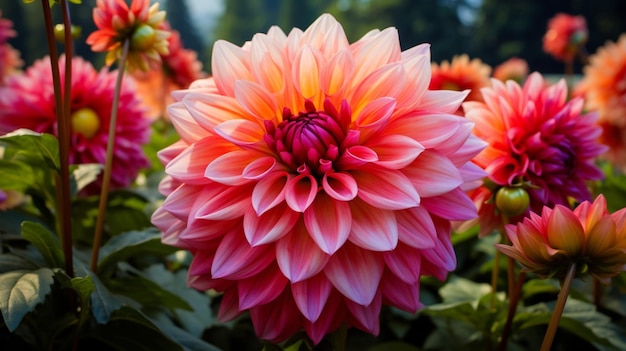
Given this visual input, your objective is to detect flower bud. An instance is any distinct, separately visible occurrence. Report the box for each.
[53,24,81,42]
[130,24,157,51]
[495,186,530,217]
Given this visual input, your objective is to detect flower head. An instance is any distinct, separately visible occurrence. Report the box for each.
[543,13,588,62]
[462,72,607,237]
[493,57,529,84]
[578,34,626,171]
[0,55,151,193]
[429,54,491,113]
[86,0,170,72]
[0,10,22,85]
[132,22,205,119]
[496,195,626,283]
[152,14,485,343]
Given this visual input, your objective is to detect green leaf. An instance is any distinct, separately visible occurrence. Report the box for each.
[105,274,192,311]
[20,221,64,268]
[0,159,35,191]
[438,276,493,306]
[0,268,55,331]
[0,130,60,170]
[0,254,38,274]
[88,271,123,324]
[151,317,222,351]
[85,306,183,351]
[97,228,178,273]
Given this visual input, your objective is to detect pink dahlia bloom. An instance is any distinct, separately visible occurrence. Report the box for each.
[496,195,626,284]
[462,72,607,237]
[0,55,151,193]
[152,14,486,343]
[492,57,529,84]
[543,13,588,63]
[0,10,22,85]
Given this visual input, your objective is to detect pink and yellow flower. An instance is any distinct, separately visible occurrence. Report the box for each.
[0,10,22,85]
[462,72,607,237]
[543,13,588,63]
[152,14,486,343]
[86,0,169,72]
[495,195,626,283]
[493,57,529,84]
[0,55,151,193]
[132,22,205,119]
[578,34,626,171]
[429,54,491,113]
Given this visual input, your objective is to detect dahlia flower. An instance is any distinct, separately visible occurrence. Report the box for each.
[133,22,205,119]
[579,34,626,171]
[429,54,491,113]
[152,13,486,343]
[462,72,606,237]
[86,0,170,72]
[495,195,626,284]
[493,57,529,84]
[543,13,588,63]
[0,55,151,193]
[0,10,22,85]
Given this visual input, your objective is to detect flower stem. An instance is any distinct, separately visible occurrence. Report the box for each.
[540,263,577,351]
[90,39,130,273]
[497,271,526,351]
[331,323,348,351]
[41,0,73,277]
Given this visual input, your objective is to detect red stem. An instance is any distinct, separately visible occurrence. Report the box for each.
[540,263,577,351]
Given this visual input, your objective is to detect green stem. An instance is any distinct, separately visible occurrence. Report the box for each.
[331,323,348,351]
[540,263,577,351]
[41,0,73,277]
[90,39,130,273]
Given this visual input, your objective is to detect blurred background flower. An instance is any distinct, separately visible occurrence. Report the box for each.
[461,72,607,236]
[0,10,22,85]
[492,57,529,84]
[543,13,588,63]
[0,55,151,194]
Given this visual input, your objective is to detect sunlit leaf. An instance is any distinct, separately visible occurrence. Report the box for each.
[21,221,64,268]
[97,228,177,273]
[0,268,55,331]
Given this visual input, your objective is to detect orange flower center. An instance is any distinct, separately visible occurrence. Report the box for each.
[264,99,352,177]
[71,108,100,139]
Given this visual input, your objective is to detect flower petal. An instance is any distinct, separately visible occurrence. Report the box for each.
[322,171,358,201]
[212,40,253,96]
[211,233,274,280]
[396,206,437,249]
[349,200,398,251]
[251,171,290,215]
[304,192,351,254]
[547,205,585,257]
[285,173,318,212]
[291,274,332,322]
[204,150,258,186]
[276,220,330,282]
[238,264,288,310]
[324,243,384,305]
[243,203,298,246]
[353,167,420,210]
[234,80,279,122]
[404,150,464,197]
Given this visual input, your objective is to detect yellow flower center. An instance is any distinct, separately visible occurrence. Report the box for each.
[130,24,157,51]
[71,108,100,139]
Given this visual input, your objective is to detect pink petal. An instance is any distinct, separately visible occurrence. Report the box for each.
[238,263,288,310]
[285,173,318,212]
[353,167,420,210]
[380,274,422,312]
[249,291,303,343]
[351,27,401,84]
[355,97,397,141]
[161,184,205,221]
[242,156,277,180]
[383,243,422,284]
[324,243,384,305]
[348,200,398,251]
[385,113,463,150]
[184,93,250,132]
[211,233,274,280]
[204,150,259,186]
[547,205,585,256]
[421,188,478,221]
[243,203,298,246]
[396,206,437,249]
[346,290,382,335]
[291,274,332,322]
[213,119,266,147]
[320,49,354,96]
[403,150,463,197]
[303,192,351,254]
[322,171,358,201]
[234,80,279,122]
[166,137,231,185]
[167,101,211,143]
[276,221,331,282]
[350,63,405,116]
[293,45,322,99]
[420,218,456,275]
[193,184,253,221]
[365,129,429,171]
[251,171,290,215]
[416,90,469,114]
[304,291,345,344]
[211,40,253,96]
[250,33,286,93]
[217,288,242,322]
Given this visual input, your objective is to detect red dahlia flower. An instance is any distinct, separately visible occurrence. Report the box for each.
[462,72,607,237]
[152,14,486,343]
[0,10,22,85]
[0,55,151,193]
[543,13,588,63]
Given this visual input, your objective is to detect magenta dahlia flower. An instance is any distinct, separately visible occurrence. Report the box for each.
[462,72,607,237]
[0,55,151,193]
[152,13,486,343]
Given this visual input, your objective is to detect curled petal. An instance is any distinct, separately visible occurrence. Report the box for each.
[353,167,420,210]
[322,171,358,201]
[244,203,298,246]
[205,150,259,185]
[304,192,351,254]
[285,173,318,212]
[251,171,290,215]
